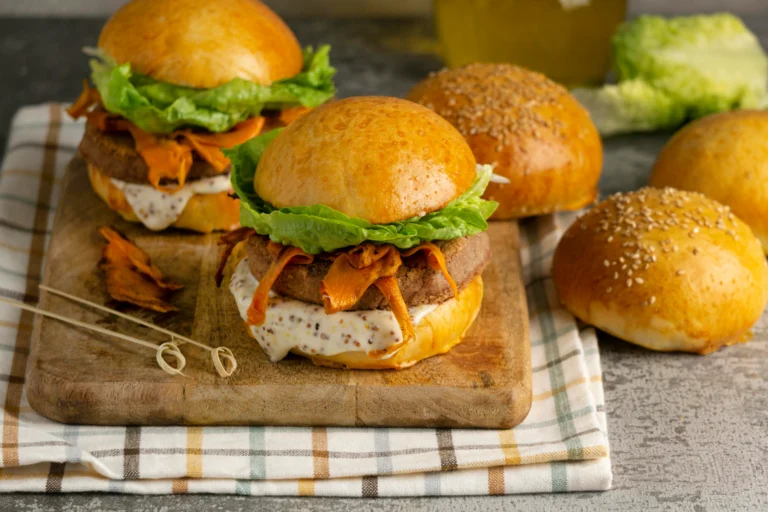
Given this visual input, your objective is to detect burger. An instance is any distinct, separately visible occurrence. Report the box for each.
[217,96,498,369]
[407,63,603,220]
[66,0,336,233]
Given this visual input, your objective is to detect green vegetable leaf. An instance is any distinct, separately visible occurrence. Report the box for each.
[225,131,498,254]
[576,13,768,136]
[572,80,686,136]
[89,46,336,134]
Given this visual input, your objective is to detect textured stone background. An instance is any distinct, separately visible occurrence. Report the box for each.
[0,0,765,17]
[1,5,767,512]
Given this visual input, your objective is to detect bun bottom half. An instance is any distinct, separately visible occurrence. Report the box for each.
[295,276,484,370]
[87,163,240,233]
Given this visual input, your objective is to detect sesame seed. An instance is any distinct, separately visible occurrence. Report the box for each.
[627,279,633,287]
[650,296,656,305]
[606,287,613,293]
[635,277,644,284]
[603,260,610,267]
[676,270,685,276]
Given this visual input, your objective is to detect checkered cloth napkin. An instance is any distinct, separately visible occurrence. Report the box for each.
[0,105,611,495]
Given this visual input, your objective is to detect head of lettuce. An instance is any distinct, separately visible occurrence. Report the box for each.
[66,0,336,233]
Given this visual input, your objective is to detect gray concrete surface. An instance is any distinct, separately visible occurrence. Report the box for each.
[0,0,765,17]
[1,13,768,512]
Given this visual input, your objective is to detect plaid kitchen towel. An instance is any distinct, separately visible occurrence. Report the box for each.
[0,104,611,495]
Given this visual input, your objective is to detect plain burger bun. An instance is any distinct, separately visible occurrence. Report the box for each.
[88,164,240,233]
[407,63,603,219]
[297,276,483,370]
[552,187,768,355]
[99,0,303,89]
[255,96,477,224]
[649,110,768,254]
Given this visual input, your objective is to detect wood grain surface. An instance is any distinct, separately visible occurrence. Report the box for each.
[26,158,531,428]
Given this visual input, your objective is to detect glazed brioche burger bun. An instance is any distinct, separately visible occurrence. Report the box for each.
[552,187,768,355]
[407,63,603,219]
[88,164,240,233]
[255,96,478,224]
[99,0,303,89]
[649,110,768,254]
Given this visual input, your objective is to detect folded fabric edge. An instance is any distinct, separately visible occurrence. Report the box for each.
[0,457,612,495]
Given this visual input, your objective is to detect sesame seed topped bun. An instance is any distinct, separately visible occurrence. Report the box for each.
[650,110,768,254]
[255,96,478,224]
[552,187,768,355]
[99,0,303,89]
[407,63,603,219]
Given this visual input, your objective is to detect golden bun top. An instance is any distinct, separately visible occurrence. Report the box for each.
[406,63,602,219]
[99,0,303,89]
[649,110,768,254]
[254,96,478,224]
[552,187,768,355]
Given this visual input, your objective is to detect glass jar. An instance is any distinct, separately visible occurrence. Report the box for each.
[433,0,627,87]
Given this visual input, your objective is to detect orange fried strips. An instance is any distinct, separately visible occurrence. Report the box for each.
[66,79,102,118]
[320,245,402,313]
[402,242,458,298]
[98,226,182,313]
[246,243,314,325]
[180,116,266,174]
[67,82,265,192]
[215,227,256,287]
[373,276,414,349]
[278,106,310,126]
[319,242,456,346]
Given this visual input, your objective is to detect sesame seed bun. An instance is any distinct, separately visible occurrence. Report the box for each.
[87,164,240,233]
[552,187,768,355]
[407,64,603,219]
[296,276,483,370]
[98,0,303,89]
[255,97,477,224]
[649,110,768,254]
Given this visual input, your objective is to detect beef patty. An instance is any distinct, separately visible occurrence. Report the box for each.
[78,123,226,185]
[245,233,491,309]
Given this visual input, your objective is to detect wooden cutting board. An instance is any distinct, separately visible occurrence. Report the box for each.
[26,158,531,428]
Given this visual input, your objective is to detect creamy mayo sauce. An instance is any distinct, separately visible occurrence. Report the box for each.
[230,258,437,362]
[110,174,233,231]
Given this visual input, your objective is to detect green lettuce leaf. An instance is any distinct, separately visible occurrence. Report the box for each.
[576,13,768,136]
[89,46,336,134]
[225,130,498,254]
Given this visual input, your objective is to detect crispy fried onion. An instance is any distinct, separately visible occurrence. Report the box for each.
[216,231,458,355]
[67,81,264,192]
[320,243,457,349]
[99,226,183,312]
[215,227,257,287]
[247,243,315,325]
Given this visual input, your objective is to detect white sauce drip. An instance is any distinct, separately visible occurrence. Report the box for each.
[229,258,437,362]
[110,174,233,231]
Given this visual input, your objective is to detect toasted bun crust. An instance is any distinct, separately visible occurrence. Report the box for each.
[88,164,240,233]
[296,276,483,370]
[254,96,477,224]
[98,0,303,88]
[649,110,768,254]
[552,187,768,355]
[407,64,602,219]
